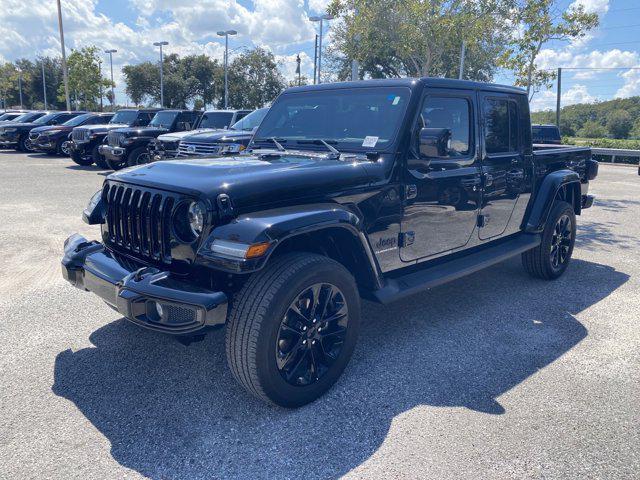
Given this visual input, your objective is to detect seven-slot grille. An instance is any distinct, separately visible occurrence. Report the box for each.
[108,131,126,147]
[103,182,176,264]
[72,129,90,142]
[178,141,222,157]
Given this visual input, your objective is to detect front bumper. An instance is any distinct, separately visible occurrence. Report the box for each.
[581,194,595,209]
[99,145,125,160]
[31,136,57,151]
[62,234,228,334]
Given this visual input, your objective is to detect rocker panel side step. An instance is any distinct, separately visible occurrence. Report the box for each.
[371,233,541,304]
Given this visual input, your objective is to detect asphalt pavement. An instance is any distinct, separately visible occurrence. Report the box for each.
[0,151,638,479]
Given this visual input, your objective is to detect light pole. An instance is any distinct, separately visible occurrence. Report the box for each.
[56,0,71,110]
[217,30,237,109]
[104,49,117,110]
[98,59,103,111]
[17,69,23,109]
[309,14,333,84]
[41,59,48,109]
[153,41,169,108]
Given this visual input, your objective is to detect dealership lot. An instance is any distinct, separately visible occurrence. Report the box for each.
[0,151,638,479]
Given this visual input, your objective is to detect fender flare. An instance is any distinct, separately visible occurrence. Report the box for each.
[524,169,580,233]
[197,203,382,285]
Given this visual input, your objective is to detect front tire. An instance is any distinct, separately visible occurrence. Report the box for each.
[17,135,29,152]
[225,252,361,407]
[522,200,576,280]
[126,146,150,167]
[93,145,110,169]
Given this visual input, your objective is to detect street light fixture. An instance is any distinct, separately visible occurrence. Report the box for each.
[153,41,169,108]
[104,49,117,110]
[217,30,237,109]
[309,14,334,84]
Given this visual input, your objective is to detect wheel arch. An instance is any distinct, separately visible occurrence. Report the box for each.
[524,170,581,233]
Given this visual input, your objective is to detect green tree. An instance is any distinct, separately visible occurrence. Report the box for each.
[499,0,599,99]
[578,120,607,138]
[62,46,112,110]
[606,110,633,139]
[631,118,640,139]
[122,62,157,105]
[0,62,23,108]
[326,0,510,81]
[226,48,286,109]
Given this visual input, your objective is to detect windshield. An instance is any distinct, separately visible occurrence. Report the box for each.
[231,108,268,131]
[199,112,234,129]
[33,113,59,125]
[12,112,41,123]
[149,111,178,128]
[63,113,92,127]
[253,87,410,150]
[110,110,138,125]
[0,113,20,121]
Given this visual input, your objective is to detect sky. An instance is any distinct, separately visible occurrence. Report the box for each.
[0,0,639,111]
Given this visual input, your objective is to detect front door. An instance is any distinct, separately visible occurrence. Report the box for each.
[478,93,525,239]
[400,89,482,262]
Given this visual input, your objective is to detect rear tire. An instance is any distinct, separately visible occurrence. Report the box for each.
[522,200,576,280]
[225,252,361,408]
[17,135,28,152]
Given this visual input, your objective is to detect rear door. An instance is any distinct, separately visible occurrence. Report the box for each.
[478,93,525,240]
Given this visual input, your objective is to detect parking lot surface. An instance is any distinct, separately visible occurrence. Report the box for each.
[0,151,638,479]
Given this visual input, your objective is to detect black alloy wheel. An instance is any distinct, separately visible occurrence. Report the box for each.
[276,283,349,386]
[550,213,573,271]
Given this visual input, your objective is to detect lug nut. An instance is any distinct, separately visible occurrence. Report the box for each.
[302,340,307,345]
[303,326,307,331]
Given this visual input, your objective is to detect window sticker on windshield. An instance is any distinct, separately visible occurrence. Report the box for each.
[362,136,379,148]
[392,96,401,105]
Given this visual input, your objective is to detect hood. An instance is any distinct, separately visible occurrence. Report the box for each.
[31,125,71,134]
[182,129,251,144]
[157,127,219,142]
[112,126,169,137]
[0,122,36,129]
[79,123,128,134]
[108,151,374,210]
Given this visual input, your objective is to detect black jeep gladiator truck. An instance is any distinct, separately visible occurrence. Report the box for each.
[174,107,269,158]
[100,109,201,169]
[30,112,114,156]
[148,109,253,160]
[62,78,598,407]
[69,108,159,168]
[0,111,83,151]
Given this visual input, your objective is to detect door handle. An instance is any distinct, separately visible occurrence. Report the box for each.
[511,158,520,165]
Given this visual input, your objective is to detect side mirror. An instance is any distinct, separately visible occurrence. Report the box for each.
[419,127,451,158]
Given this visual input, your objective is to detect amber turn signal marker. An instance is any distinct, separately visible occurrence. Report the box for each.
[245,242,271,258]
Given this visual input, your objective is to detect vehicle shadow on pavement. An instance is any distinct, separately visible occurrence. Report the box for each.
[51,258,628,479]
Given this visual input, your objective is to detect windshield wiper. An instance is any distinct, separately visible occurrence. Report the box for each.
[296,139,341,159]
[252,137,287,151]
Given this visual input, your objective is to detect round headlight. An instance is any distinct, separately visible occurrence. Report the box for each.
[188,201,205,236]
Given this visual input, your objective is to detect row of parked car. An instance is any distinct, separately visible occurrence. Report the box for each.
[0,106,269,170]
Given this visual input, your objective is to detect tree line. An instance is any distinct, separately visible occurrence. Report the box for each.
[1,0,600,110]
[531,96,640,139]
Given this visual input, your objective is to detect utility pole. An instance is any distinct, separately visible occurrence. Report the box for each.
[56,0,71,110]
[313,35,318,84]
[41,60,48,109]
[351,6,360,81]
[104,49,117,110]
[458,41,466,80]
[556,67,562,128]
[216,31,237,109]
[153,42,168,108]
[309,14,334,84]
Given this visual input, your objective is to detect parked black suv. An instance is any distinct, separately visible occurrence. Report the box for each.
[63,78,598,407]
[175,107,269,157]
[100,109,201,169]
[30,112,114,156]
[149,109,252,160]
[0,111,83,151]
[69,109,160,168]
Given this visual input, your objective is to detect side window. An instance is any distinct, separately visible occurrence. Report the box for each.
[419,96,471,158]
[57,114,76,123]
[137,113,152,126]
[484,97,519,154]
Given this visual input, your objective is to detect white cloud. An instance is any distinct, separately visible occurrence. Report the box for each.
[536,48,639,72]
[530,84,597,111]
[570,0,609,15]
[615,69,640,98]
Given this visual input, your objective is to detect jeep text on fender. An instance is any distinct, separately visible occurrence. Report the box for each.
[62,78,598,407]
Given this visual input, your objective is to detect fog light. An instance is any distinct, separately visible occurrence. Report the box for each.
[155,302,164,319]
